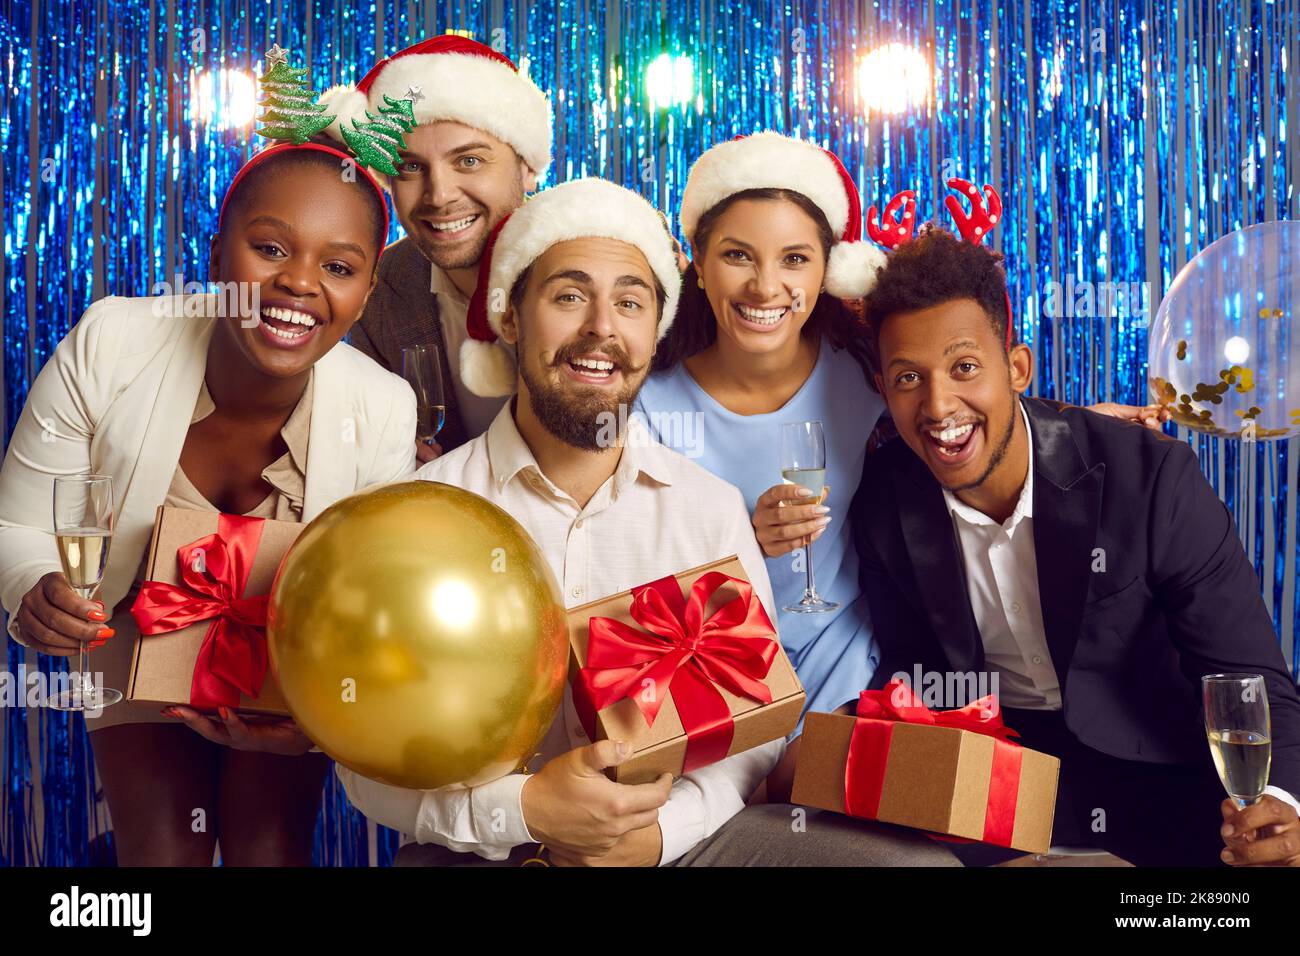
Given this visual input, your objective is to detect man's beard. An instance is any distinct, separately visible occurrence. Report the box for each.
[517,329,646,451]
[945,395,1018,493]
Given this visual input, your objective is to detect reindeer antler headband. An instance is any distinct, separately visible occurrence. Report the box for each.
[864,178,1012,349]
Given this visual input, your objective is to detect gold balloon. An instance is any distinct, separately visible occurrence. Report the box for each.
[267,481,568,790]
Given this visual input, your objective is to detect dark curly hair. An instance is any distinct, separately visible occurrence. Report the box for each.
[860,227,1012,373]
[651,188,874,378]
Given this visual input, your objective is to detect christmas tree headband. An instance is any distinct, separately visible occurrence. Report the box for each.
[218,44,423,240]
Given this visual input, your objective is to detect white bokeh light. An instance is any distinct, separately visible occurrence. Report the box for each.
[1224,336,1251,365]
[858,43,931,114]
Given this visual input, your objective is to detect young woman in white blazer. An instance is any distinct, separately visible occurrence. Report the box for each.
[0,140,417,865]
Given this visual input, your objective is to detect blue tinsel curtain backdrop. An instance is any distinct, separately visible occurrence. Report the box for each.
[2,0,1297,866]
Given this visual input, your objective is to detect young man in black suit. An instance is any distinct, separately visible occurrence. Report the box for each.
[851,228,1300,866]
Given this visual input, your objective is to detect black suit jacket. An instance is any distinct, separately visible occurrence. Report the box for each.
[851,396,1300,797]
[346,237,470,451]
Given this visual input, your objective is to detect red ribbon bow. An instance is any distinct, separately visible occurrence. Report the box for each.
[575,571,779,773]
[130,514,270,710]
[845,679,1024,847]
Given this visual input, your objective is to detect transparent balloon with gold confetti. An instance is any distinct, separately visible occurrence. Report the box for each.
[1149,220,1300,440]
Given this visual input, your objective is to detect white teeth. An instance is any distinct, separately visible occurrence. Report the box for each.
[571,357,615,373]
[927,423,974,444]
[261,306,316,328]
[737,304,788,325]
[430,215,478,232]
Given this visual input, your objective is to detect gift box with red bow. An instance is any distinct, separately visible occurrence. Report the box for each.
[126,506,303,717]
[791,680,1060,854]
[568,556,805,785]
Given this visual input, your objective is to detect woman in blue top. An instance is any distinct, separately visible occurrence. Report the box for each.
[636,133,892,737]
[636,132,1163,765]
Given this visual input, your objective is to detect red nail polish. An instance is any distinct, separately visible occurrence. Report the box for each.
[160,707,173,716]
[87,609,108,622]
[95,627,115,640]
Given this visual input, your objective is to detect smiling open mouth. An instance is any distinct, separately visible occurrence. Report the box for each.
[566,355,618,380]
[733,303,790,327]
[427,214,480,235]
[259,306,318,341]
[926,422,977,457]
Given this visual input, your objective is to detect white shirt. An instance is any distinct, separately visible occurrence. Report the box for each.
[943,402,1300,813]
[943,403,1060,710]
[336,402,784,864]
[430,264,510,439]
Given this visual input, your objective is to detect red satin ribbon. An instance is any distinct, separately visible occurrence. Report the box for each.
[575,571,779,773]
[844,679,1023,847]
[130,514,270,710]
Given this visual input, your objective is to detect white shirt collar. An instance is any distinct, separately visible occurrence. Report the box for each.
[429,263,470,305]
[484,400,676,496]
[942,400,1034,531]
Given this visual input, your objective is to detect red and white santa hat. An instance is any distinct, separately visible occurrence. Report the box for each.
[460,178,683,398]
[679,131,886,299]
[320,36,553,181]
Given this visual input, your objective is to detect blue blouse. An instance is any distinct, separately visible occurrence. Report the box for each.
[634,336,885,733]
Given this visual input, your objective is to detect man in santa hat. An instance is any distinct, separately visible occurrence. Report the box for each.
[322,36,552,458]
[337,177,959,867]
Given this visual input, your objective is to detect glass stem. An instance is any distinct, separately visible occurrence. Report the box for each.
[804,535,817,599]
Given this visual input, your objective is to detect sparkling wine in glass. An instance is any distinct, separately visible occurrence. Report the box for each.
[781,421,837,613]
[1203,673,1271,808]
[402,344,446,448]
[50,475,122,711]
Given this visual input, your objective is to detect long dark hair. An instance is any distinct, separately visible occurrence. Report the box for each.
[652,187,875,380]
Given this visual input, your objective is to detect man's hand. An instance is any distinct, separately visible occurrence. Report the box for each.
[165,705,314,755]
[1088,402,1171,431]
[752,484,830,558]
[521,739,672,858]
[548,823,663,867]
[415,439,443,464]
[1220,795,1300,866]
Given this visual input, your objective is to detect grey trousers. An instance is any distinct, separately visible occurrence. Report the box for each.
[392,803,962,867]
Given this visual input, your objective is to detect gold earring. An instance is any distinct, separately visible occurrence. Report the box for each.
[697,275,704,289]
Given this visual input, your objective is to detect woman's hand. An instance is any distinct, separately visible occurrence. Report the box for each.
[164,704,314,755]
[752,484,831,558]
[415,439,443,464]
[14,571,112,655]
[1089,402,1171,431]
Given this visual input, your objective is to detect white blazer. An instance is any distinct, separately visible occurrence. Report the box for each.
[0,294,418,642]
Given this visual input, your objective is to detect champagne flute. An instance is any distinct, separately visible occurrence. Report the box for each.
[781,421,837,613]
[402,344,446,449]
[1203,673,1271,808]
[50,475,123,711]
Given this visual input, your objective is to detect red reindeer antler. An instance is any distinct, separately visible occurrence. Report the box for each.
[865,189,918,249]
[944,178,1002,242]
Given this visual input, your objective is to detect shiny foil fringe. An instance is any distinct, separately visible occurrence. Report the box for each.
[2,0,1298,866]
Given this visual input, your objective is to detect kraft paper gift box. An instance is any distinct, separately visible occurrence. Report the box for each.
[568,555,805,785]
[791,680,1060,854]
[127,506,303,717]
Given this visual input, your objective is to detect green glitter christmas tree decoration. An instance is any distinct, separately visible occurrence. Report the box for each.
[256,45,335,144]
[341,94,418,177]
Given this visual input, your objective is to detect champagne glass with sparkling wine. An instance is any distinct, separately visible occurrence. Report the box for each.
[781,421,837,613]
[50,475,122,710]
[1203,673,1271,808]
[402,344,446,450]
